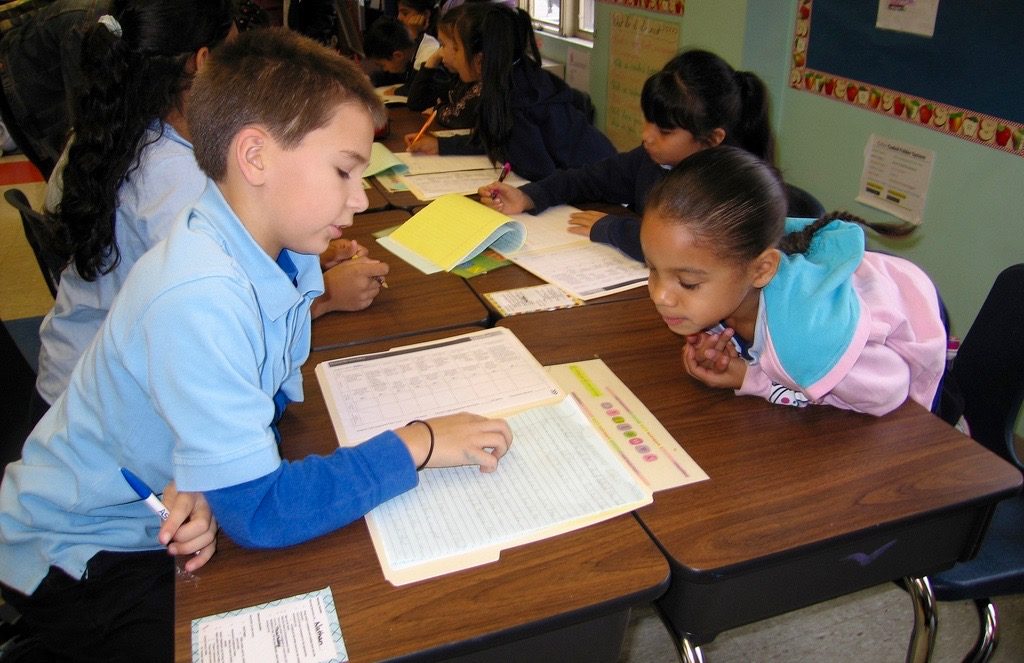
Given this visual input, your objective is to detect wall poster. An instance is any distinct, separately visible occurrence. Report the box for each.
[606,11,680,149]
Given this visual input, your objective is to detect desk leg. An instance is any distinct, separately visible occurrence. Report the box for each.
[904,576,936,663]
[654,606,704,663]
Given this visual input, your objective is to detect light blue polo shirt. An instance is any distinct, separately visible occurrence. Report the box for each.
[0,182,324,595]
[37,122,207,404]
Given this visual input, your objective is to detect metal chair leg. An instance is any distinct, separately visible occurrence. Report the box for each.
[905,576,937,663]
[962,598,998,663]
[652,604,705,663]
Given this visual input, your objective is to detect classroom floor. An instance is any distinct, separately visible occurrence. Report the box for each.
[1,152,1021,662]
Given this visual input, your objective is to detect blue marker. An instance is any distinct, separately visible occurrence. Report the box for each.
[120,467,170,522]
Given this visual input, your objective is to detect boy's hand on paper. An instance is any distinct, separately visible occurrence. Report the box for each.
[477,183,533,213]
[399,413,512,473]
[312,258,390,317]
[320,239,368,271]
[681,334,746,390]
[159,481,218,572]
[567,210,607,236]
[405,134,439,154]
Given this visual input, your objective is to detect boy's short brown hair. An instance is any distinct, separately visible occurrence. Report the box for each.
[188,27,387,181]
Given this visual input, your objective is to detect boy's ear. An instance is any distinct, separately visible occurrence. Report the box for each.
[750,248,781,288]
[193,46,212,73]
[234,127,268,185]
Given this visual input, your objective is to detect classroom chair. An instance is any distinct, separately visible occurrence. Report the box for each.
[3,188,61,298]
[921,263,1024,663]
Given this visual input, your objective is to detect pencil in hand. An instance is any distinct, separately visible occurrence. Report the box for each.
[407,108,438,149]
[490,161,512,201]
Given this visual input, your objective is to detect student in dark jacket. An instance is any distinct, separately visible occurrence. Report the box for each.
[403,2,614,182]
[479,49,823,260]
[0,0,112,177]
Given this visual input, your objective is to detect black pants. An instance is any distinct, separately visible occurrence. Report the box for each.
[0,550,174,662]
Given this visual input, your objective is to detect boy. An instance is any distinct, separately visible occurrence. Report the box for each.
[363,14,437,95]
[0,28,510,662]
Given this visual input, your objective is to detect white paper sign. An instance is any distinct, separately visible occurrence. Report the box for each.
[876,0,940,38]
[856,134,935,224]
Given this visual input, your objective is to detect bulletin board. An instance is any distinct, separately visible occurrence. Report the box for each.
[790,0,1024,158]
[605,11,680,150]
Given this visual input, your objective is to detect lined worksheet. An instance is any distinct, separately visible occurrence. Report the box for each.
[366,397,652,584]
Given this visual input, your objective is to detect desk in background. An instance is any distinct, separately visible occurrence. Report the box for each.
[311,209,490,351]
[175,331,670,663]
[372,106,433,210]
[499,299,1023,662]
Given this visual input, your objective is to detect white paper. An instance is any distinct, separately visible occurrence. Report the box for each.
[393,152,497,176]
[191,588,345,663]
[316,328,562,444]
[483,284,582,316]
[856,134,935,224]
[876,0,939,38]
[402,168,528,201]
[509,241,649,300]
[365,397,652,579]
[506,205,590,253]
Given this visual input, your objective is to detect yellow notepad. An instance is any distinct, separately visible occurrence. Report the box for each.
[377,194,526,273]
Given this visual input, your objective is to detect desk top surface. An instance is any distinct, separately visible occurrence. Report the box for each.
[499,299,1023,574]
[175,329,670,663]
[311,209,490,351]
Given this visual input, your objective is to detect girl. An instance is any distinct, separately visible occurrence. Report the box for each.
[480,49,822,261]
[642,146,946,416]
[404,2,615,181]
[36,0,386,417]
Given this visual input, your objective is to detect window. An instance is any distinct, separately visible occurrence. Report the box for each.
[524,0,595,39]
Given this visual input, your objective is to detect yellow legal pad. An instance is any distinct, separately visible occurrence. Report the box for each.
[378,194,526,273]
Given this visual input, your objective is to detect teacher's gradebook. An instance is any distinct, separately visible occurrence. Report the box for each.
[376,194,526,273]
[314,327,656,586]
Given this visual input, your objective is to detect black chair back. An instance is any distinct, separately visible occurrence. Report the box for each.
[3,188,63,298]
[949,264,1024,470]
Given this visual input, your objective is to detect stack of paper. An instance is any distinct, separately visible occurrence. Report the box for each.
[315,328,701,586]
[377,194,526,273]
[498,205,650,300]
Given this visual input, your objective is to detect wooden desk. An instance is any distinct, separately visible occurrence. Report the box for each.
[499,300,1023,661]
[311,209,490,351]
[175,332,670,663]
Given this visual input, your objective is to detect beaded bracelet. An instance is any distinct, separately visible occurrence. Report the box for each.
[407,419,435,471]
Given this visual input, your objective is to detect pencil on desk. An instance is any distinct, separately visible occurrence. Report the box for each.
[407,108,438,149]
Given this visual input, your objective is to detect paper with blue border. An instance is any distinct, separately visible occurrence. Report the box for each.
[191,586,347,662]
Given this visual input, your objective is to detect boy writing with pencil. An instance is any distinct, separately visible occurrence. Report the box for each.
[0,28,511,662]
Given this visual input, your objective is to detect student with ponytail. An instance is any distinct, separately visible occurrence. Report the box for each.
[404,1,615,181]
[641,146,946,417]
[481,49,820,261]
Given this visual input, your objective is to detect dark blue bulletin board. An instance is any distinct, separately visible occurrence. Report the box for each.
[791,0,1024,156]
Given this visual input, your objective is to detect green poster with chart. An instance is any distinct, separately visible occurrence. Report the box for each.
[606,11,680,150]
